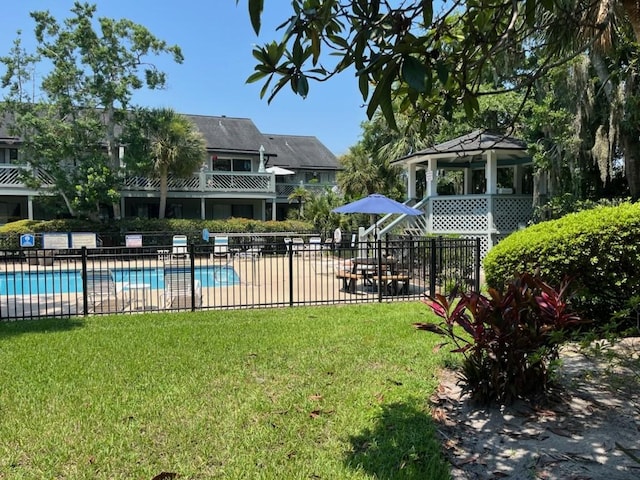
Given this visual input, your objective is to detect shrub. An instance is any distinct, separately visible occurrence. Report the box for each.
[484,202,640,324]
[0,217,315,248]
[415,273,586,404]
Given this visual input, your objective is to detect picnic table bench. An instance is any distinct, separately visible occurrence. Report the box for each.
[335,257,410,295]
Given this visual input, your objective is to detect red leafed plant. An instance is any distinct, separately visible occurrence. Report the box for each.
[415,272,587,404]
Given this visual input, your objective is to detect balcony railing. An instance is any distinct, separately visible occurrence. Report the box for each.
[0,164,55,187]
[122,171,275,194]
[275,183,332,197]
[0,165,338,198]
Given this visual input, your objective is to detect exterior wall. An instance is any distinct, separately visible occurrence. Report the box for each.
[428,194,533,258]
[124,197,266,220]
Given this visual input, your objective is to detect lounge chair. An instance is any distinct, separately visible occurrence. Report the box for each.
[305,236,323,255]
[164,268,202,309]
[171,234,190,260]
[85,270,130,313]
[292,237,305,254]
[237,236,264,258]
[212,235,230,260]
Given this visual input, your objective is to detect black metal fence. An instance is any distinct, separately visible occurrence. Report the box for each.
[0,237,481,320]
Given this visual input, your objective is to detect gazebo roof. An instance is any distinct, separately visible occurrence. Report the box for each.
[392,130,530,167]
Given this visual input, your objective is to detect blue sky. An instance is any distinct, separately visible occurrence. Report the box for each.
[0,1,369,156]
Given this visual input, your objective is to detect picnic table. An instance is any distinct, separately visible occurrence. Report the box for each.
[335,257,410,295]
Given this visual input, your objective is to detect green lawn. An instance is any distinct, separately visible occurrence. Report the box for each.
[0,303,453,479]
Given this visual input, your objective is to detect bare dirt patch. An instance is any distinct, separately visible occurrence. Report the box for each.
[432,338,640,479]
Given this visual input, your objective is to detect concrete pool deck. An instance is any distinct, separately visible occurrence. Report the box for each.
[0,253,428,319]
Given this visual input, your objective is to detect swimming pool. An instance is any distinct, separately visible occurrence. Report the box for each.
[0,266,240,295]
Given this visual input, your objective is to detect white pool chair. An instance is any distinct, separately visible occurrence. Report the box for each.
[291,237,305,254]
[164,269,202,309]
[171,234,189,260]
[212,235,230,260]
[85,270,130,313]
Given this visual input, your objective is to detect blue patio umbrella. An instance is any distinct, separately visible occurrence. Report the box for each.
[332,193,422,240]
[332,193,422,216]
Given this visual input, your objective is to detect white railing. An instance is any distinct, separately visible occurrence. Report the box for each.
[430,194,532,234]
[364,198,428,239]
[374,194,533,238]
[123,171,275,193]
[0,165,339,197]
[0,165,55,188]
[275,183,330,197]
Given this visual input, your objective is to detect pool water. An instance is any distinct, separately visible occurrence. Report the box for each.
[0,266,240,295]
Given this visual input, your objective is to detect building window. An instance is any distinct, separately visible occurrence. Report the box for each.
[212,157,231,171]
[233,159,252,172]
[211,156,253,172]
[304,172,319,183]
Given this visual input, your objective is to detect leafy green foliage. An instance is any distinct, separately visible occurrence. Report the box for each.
[484,202,640,325]
[0,217,315,248]
[415,273,586,404]
[120,108,207,219]
[297,187,343,238]
[0,3,183,219]
[245,1,629,132]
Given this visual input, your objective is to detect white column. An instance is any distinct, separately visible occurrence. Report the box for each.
[407,163,416,200]
[272,199,277,221]
[27,196,34,220]
[425,158,437,197]
[485,151,497,194]
[201,198,206,220]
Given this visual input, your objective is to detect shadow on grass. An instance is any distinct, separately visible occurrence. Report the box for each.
[345,401,449,479]
[0,317,85,339]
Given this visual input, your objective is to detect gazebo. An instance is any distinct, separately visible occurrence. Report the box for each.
[387,130,538,256]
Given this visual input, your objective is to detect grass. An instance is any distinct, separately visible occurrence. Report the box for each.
[0,302,454,479]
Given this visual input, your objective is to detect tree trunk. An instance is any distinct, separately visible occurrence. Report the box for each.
[622,0,640,42]
[159,169,169,219]
[621,132,640,199]
[621,68,640,198]
[104,104,122,220]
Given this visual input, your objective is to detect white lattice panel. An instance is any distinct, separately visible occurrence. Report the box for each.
[461,234,490,259]
[494,196,533,232]
[432,197,488,232]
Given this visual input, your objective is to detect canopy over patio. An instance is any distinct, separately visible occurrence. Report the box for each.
[382,130,540,258]
[392,130,533,198]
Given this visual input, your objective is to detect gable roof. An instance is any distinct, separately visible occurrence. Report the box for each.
[0,110,339,171]
[393,130,529,166]
[185,114,273,156]
[263,134,339,170]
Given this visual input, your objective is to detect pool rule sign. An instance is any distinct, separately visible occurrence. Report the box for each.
[20,233,35,248]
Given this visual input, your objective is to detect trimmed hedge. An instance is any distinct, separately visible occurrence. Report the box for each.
[0,217,315,248]
[484,202,640,323]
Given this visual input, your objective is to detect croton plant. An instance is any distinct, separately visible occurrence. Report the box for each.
[415,272,588,404]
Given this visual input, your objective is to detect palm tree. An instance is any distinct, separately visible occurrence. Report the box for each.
[288,185,312,217]
[122,108,207,218]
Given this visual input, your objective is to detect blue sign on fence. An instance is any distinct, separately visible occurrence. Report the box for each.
[20,233,35,248]
[202,228,210,242]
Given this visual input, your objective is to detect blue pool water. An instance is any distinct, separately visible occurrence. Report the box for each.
[0,266,240,295]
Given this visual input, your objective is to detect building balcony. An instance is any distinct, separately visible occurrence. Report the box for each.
[0,165,338,199]
[123,171,276,194]
[0,164,55,190]
[275,182,333,198]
